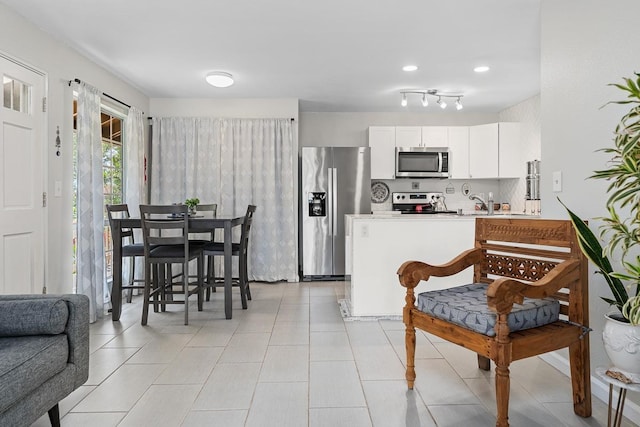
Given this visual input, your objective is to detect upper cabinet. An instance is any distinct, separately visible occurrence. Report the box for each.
[394,126,422,147]
[497,123,521,178]
[468,122,522,179]
[447,126,470,179]
[394,126,448,147]
[368,126,396,179]
[369,123,521,180]
[421,126,448,147]
[469,123,499,178]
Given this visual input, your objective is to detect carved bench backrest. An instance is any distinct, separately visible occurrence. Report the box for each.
[474,218,587,322]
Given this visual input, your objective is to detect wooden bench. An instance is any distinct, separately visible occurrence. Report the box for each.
[398,217,591,427]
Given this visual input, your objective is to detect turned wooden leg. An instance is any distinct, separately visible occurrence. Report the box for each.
[405,315,416,389]
[495,362,510,427]
[494,314,511,427]
[478,354,491,371]
[569,336,592,417]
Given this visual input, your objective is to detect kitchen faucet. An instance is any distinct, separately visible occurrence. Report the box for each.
[469,194,488,211]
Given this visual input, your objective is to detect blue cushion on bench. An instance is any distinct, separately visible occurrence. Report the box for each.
[416,283,560,337]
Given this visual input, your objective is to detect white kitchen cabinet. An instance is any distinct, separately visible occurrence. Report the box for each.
[447,126,470,179]
[368,126,396,179]
[497,122,522,178]
[469,123,499,178]
[421,126,448,147]
[394,126,422,147]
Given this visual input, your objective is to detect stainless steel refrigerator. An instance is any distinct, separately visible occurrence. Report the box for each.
[301,147,371,278]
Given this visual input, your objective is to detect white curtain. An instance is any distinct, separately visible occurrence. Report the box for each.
[76,83,105,322]
[150,117,297,282]
[124,106,146,284]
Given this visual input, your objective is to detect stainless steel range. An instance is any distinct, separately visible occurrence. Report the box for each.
[391,192,457,214]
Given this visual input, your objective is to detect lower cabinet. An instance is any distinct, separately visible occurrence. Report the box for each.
[347,216,475,317]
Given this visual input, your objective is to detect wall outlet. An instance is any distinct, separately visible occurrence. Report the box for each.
[411,182,420,190]
[461,183,470,196]
[360,224,369,238]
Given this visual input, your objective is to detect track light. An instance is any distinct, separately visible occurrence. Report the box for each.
[399,90,463,111]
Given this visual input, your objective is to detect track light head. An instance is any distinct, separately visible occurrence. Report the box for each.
[421,93,428,107]
[401,93,407,107]
[437,96,447,109]
[455,97,463,110]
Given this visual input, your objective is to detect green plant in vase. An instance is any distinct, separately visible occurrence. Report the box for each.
[185,198,200,214]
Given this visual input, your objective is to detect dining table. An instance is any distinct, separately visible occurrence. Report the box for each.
[109,215,245,321]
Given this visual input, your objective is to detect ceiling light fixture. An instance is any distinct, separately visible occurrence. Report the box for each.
[402,65,418,72]
[205,71,234,88]
[474,66,490,73]
[399,90,463,110]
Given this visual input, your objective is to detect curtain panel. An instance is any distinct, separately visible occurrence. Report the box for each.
[124,107,146,285]
[150,117,297,282]
[75,83,106,322]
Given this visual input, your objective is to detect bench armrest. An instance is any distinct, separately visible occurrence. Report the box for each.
[398,248,483,289]
[487,259,581,314]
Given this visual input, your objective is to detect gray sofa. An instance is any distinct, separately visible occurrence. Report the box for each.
[0,294,89,427]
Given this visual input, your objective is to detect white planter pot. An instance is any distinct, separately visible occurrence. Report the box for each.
[602,312,640,379]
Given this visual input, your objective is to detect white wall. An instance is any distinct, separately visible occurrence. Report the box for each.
[0,3,150,294]
[541,0,640,408]
[150,98,299,119]
[299,112,498,148]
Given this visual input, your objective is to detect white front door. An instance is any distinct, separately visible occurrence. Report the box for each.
[0,55,45,294]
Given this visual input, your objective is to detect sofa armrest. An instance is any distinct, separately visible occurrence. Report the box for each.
[0,294,90,387]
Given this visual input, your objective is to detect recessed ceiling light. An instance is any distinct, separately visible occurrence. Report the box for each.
[205,71,234,87]
[402,65,418,72]
[474,66,490,73]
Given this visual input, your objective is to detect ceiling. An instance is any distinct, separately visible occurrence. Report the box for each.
[1,0,541,113]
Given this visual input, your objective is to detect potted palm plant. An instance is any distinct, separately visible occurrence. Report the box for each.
[561,72,640,378]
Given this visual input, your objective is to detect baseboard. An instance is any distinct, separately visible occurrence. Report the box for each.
[540,352,640,423]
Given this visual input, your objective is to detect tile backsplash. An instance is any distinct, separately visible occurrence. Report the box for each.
[370,178,526,213]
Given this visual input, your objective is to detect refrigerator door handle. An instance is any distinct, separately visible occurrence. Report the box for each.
[332,167,338,237]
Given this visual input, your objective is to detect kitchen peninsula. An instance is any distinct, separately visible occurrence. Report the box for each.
[345,213,476,317]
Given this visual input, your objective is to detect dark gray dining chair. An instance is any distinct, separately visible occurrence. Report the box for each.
[106,204,145,303]
[202,205,257,309]
[139,204,205,325]
[187,203,217,290]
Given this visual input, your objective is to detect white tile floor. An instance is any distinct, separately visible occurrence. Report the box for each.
[33,281,637,427]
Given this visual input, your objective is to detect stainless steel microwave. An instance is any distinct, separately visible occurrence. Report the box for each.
[395,147,450,178]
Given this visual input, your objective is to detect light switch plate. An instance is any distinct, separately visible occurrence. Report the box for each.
[552,171,562,192]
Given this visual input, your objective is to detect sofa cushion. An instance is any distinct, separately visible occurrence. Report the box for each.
[0,335,68,413]
[0,299,68,336]
[416,283,560,337]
